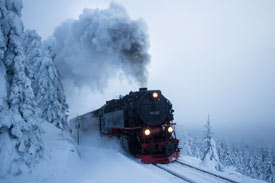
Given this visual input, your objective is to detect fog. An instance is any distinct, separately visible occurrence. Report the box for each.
[22,0,275,141]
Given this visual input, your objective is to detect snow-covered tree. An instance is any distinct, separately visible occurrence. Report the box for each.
[217,142,234,167]
[0,0,43,177]
[201,115,223,171]
[180,135,192,156]
[272,156,275,183]
[23,30,69,129]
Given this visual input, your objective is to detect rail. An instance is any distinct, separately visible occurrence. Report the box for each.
[153,164,198,183]
[175,160,239,183]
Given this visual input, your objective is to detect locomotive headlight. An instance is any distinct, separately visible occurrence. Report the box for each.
[167,126,174,133]
[144,129,151,136]
[152,92,158,99]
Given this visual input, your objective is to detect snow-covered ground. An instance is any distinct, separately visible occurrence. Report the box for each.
[1,123,267,183]
[177,156,266,183]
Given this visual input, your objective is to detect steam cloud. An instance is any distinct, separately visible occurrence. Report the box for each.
[48,2,150,91]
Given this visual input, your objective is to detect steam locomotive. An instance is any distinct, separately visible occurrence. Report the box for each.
[69,88,180,163]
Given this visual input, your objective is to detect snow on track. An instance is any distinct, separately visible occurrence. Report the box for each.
[153,164,197,183]
[155,161,227,183]
[175,160,239,183]
[177,156,267,183]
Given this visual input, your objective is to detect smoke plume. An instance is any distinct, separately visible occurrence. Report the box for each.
[47,2,150,91]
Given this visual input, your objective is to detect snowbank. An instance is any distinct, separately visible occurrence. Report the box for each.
[1,123,178,183]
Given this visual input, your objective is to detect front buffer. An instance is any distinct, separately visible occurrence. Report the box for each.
[138,139,180,164]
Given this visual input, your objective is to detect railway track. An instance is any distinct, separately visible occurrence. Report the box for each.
[153,163,197,183]
[175,160,239,183]
[153,160,240,183]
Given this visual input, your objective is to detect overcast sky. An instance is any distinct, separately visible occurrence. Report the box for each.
[22,0,275,136]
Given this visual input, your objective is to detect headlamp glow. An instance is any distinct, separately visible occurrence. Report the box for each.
[144,129,151,136]
[152,92,158,98]
[167,126,174,133]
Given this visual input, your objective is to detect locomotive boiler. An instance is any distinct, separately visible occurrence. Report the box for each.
[69,88,180,163]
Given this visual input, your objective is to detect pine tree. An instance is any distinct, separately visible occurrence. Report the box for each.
[260,147,274,182]
[217,142,233,167]
[181,136,192,156]
[201,115,223,171]
[272,154,275,183]
[0,0,43,176]
[23,30,69,129]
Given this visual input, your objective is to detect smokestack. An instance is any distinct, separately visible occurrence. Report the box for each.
[139,88,147,92]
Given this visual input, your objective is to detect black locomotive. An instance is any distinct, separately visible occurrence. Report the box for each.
[70,88,180,163]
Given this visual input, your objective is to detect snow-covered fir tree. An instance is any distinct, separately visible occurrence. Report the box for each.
[272,157,275,183]
[0,0,43,177]
[23,30,69,129]
[214,137,275,182]
[177,121,275,182]
[201,115,223,171]
[181,138,192,156]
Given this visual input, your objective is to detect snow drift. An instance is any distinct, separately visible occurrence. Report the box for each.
[47,2,150,91]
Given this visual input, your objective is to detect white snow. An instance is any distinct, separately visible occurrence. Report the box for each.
[1,123,267,183]
[178,156,267,183]
[0,62,6,106]
[200,138,223,171]
[0,123,180,183]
